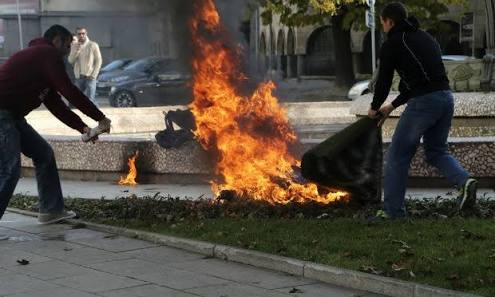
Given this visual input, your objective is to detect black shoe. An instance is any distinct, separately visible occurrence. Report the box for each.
[457,178,478,211]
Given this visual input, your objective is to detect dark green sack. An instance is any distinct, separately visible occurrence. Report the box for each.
[301,117,382,204]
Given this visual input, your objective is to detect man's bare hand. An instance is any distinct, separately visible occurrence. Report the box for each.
[72,43,81,51]
[368,108,379,118]
[82,126,98,143]
[377,103,395,127]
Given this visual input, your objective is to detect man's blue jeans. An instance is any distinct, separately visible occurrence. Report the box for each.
[383,90,469,218]
[75,77,98,107]
[0,112,64,219]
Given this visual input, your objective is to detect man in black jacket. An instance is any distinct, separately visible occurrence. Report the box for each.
[368,2,477,218]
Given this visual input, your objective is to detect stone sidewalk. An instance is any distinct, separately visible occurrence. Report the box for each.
[0,212,382,297]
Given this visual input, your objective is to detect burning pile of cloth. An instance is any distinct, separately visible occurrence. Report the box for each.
[155,109,196,149]
[301,117,383,205]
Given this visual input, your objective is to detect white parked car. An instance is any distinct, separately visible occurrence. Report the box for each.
[347,55,475,100]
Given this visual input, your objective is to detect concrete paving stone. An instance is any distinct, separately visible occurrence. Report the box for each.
[186,283,292,297]
[46,246,133,266]
[6,286,101,297]
[88,258,171,277]
[51,270,146,293]
[62,228,110,241]
[0,267,11,276]
[8,260,98,281]
[1,213,71,236]
[99,284,198,297]
[0,228,39,247]
[5,222,74,236]
[68,234,158,252]
[170,258,315,289]
[135,267,230,290]
[0,272,60,295]
[13,239,84,258]
[89,258,229,290]
[1,212,37,223]
[119,246,205,265]
[275,283,371,297]
[0,247,51,268]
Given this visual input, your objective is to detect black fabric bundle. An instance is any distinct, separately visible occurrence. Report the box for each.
[155,109,196,149]
[301,117,383,205]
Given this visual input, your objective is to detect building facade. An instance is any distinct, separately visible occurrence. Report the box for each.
[255,0,493,79]
[0,0,174,64]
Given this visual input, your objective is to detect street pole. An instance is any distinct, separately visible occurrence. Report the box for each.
[371,3,376,72]
[366,0,376,73]
[16,0,24,50]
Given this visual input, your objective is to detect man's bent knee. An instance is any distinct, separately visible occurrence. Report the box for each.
[32,146,56,166]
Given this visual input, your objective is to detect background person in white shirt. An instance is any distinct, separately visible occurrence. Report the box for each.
[69,27,102,106]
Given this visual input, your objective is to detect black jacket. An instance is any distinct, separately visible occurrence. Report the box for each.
[371,17,450,111]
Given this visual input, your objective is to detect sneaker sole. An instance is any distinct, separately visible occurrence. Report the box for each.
[38,213,76,225]
[459,179,478,210]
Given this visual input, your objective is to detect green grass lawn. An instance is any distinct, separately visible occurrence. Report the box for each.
[9,195,495,296]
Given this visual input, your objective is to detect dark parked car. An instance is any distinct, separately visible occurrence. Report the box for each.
[96,58,135,95]
[100,58,133,75]
[108,57,191,107]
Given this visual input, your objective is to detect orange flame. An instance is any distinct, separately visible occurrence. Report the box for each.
[119,151,139,186]
[189,0,348,204]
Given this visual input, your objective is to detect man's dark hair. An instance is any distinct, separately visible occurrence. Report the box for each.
[43,25,72,41]
[381,2,408,23]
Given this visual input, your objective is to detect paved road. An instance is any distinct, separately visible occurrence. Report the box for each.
[0,212,381,297]
[13,177,495,201]
[15,178,214,200]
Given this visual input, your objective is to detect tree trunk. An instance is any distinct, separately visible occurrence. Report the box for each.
[331,14,355,88]
[485,0,495,53]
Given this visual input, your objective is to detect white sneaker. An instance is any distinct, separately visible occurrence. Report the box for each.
[38,210,77,225]
[0,234,9,241]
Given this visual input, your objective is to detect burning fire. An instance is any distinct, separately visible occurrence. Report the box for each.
[188,0,348,204]
[119,151,139,186]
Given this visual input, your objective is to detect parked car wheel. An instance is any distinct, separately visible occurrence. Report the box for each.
[111,90,137,107]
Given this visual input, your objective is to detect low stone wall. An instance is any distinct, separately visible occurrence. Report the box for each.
[351,92,495,138]
[21,136,495,187]
[21,136,211,175]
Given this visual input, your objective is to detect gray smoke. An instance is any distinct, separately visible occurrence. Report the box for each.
[162,0,254,67]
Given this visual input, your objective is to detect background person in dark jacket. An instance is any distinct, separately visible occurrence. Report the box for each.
[368,2,477,219]
[0,25,111,234]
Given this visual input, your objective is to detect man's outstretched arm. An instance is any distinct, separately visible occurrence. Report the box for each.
[370,42,395,113]
[43,90,88,133]
[42,50,105,122]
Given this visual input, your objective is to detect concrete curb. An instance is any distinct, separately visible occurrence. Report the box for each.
[6,207,481,297]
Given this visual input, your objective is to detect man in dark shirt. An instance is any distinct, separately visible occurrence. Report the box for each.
[368,2,477,219]
[0,25,110,231]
